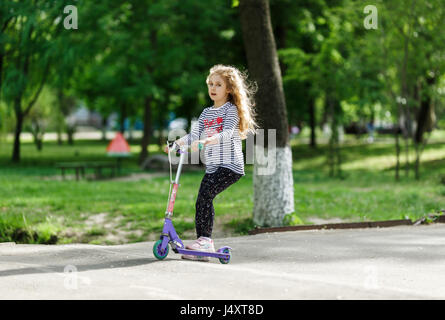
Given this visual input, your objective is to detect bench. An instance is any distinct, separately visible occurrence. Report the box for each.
[56,162,118,181]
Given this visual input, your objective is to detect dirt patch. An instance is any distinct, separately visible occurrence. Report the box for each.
[60,212,145,245]
[59,211,240,245]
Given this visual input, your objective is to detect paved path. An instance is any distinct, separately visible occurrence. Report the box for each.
[1,224,444,299]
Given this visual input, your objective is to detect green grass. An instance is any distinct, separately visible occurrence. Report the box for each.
[288,131,445,224]
[1,130,445,245]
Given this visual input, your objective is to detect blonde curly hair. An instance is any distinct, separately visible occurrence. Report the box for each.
[206,64,259,140]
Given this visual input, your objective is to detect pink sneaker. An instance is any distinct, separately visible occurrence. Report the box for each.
[181,237,215,262]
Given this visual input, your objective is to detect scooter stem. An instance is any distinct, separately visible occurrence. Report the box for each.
[174,149,186,185]
[165,142,187,218]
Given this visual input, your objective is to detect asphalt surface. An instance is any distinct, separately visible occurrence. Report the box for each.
[1,224,444,300]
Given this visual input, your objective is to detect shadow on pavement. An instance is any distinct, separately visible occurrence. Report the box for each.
[0,257,161,278]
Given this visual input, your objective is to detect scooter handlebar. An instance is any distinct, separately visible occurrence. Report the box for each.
[167,141,204,153]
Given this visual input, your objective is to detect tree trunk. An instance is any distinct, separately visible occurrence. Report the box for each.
[56,129,63,145]
[101,116,107,141]
[139,96,152,165]
[120,103,127,134]
[157,105,168,150]
[404,130,410,178]
[12,98,23,163]
[240,0,294,227]
[325,95,342,178]
[31,121,44,152]
[395,124,401,181]
[128,119,134,143]
[413,75,436,180]
[309,95,316,148]
[333,99,343,178]
[273,17,287,77]
[0,52,3,100]
[67,130,74,145]
[56,90,64,145]
[327,96,334,177]
[33,134,43,151]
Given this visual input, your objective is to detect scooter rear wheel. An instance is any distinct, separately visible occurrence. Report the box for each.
[153,240,169,260]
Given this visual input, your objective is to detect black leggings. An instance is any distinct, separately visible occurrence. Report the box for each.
[195,167,242,238]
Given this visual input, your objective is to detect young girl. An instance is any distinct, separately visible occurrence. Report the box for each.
[166,64,258,261]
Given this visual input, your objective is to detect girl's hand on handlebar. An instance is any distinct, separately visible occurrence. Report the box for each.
[191,140,205,152]
[164,141,179,153]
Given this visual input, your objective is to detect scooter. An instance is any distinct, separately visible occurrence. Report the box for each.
[152,141,232,264]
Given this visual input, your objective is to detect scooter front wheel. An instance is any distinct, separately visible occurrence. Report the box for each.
[219,248,231,264]
[153,239,169,260]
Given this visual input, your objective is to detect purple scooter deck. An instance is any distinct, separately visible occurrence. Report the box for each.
[176,247,231,259]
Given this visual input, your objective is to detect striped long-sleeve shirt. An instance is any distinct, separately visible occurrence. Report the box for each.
[177,101,245,176]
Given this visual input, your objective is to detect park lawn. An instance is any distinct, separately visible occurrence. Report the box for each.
[0,168,253,245]
[0,139,253,244]
[0,132,445,245]
[290,132,445,223]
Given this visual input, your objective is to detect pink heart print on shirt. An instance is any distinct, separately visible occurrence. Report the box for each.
[204,119,214,126]
[204,117,224,137]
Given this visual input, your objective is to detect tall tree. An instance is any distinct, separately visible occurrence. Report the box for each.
[239,0,294,227]
[1,1,69,162]
[376,0,445,180]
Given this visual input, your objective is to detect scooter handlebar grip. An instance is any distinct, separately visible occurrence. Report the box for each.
[167,141,179,151]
